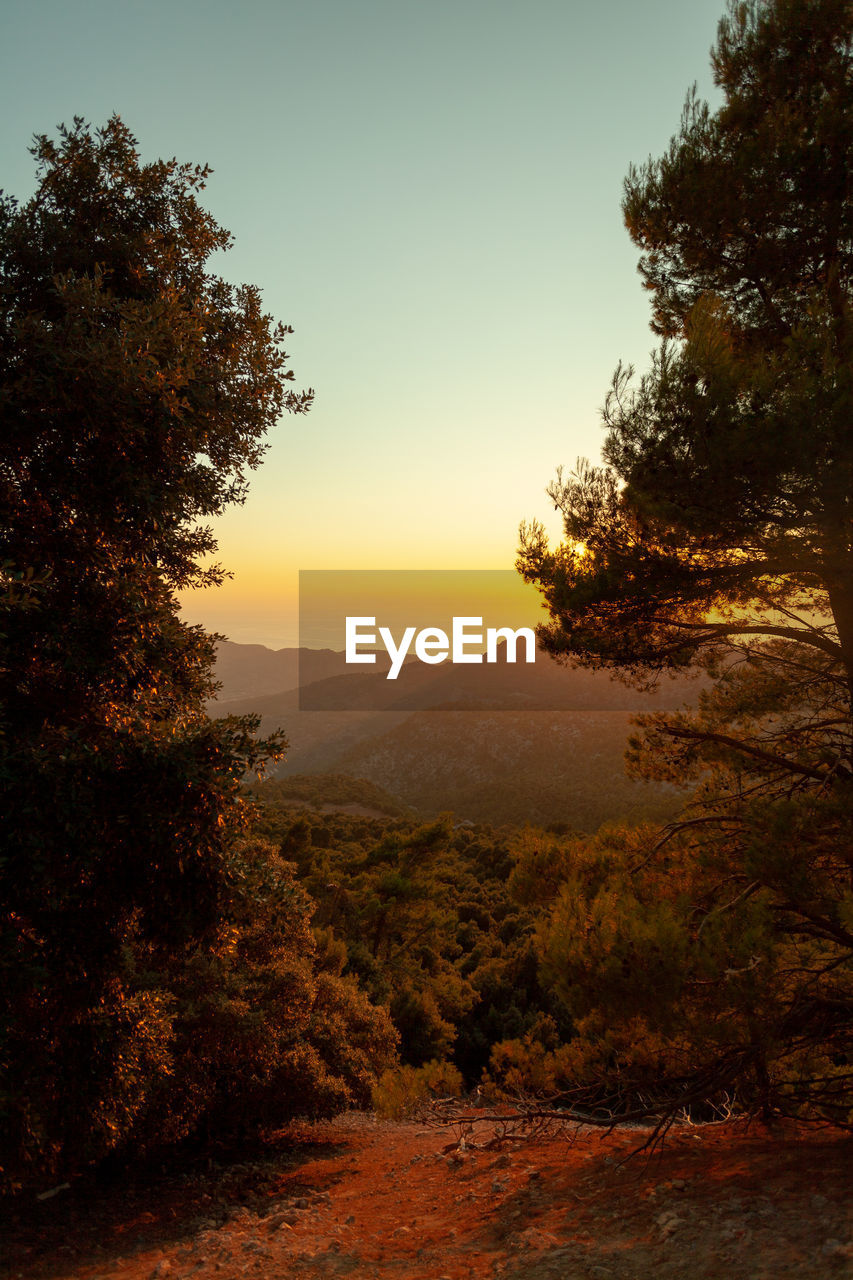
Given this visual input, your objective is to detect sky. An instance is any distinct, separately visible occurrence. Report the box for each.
[2,0,725,647]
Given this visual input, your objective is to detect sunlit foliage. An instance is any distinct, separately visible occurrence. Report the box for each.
[0,120,398,1192]
[250,785,576,1083]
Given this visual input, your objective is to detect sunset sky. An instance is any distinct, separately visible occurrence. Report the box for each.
[2,0,724,646]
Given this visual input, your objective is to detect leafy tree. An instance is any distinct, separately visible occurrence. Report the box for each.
[249,791,578,1082]
[518,0,853,1123]
[0,117,389,1189]
[304,819,480,1066]
[133,837,397,1148]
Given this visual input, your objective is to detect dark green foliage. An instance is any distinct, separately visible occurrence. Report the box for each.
[251,774,414,819]
[0,119,398,1193]
[518,0,853,1123]
[519,0,853,695]
[132,838,397,1147]
[531,801,853,1122]
[624,0,853,348]
[0,117,311,592]
[250,787,576,1083]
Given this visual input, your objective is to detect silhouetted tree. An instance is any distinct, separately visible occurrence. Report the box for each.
[0,117,340,1187]
[519,0,853,1124]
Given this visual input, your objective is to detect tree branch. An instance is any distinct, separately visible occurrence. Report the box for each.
[659,724,828,781]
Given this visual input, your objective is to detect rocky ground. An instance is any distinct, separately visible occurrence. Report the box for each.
[4,1113,852,1280]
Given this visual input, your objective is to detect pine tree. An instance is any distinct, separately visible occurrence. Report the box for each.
[519,0,853,1123]
[520,0,853,725]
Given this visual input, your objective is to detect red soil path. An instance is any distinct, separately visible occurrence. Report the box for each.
[4,1114,852,1280]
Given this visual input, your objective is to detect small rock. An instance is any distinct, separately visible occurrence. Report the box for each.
[150,1264,172,1279]
[242,1239,265,1253]
[517,1227,561,1250]
[656,1211,682,1240]
[269,1209,301,1228]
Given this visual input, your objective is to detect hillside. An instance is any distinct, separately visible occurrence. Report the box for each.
[212,641,696,829]
[330,709,682,828]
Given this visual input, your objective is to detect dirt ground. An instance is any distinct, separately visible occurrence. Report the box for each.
[3,1112,852,1280]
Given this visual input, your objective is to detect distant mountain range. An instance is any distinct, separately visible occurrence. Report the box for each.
[211,641,700,830]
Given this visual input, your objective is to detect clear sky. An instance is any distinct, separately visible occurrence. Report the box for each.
[2,0,725,646]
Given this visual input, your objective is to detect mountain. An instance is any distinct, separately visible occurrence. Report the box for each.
[330,708,683,830]
[211,641,699,830]
[212,642,349,701]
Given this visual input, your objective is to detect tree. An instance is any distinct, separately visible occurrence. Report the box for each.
[518,0,853,1124]
[0,118,393,1190]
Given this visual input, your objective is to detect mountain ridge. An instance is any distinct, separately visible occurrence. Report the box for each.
[212,640,696,830]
